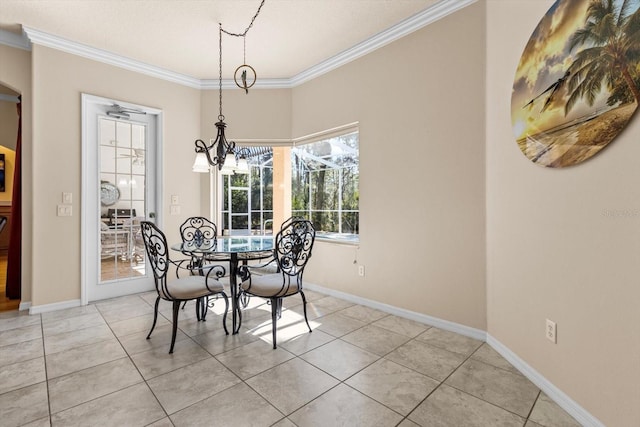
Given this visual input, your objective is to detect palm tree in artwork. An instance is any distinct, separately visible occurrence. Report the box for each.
[563,0,640,115]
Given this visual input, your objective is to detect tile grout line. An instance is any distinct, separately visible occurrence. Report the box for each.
[237,307,425,425]
[106,306,171,426]
[119,294,253,424]
[22,292,568,426]
[39,313,53,426]
[83,296,171,426]
[423,343,538,424]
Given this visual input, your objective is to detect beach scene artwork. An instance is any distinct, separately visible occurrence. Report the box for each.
[512,0,640,168]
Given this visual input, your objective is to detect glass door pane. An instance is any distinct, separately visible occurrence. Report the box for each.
[99,117,146,283]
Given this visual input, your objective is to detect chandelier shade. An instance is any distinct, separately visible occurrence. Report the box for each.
[191,152,210,173]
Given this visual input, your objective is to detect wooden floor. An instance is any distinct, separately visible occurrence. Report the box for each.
[101,255,146,282]
[0,252,20,312]
[100,257,144,282]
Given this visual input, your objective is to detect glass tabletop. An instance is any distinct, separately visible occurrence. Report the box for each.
[171,235,274,254]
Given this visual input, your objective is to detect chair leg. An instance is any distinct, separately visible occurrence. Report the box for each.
[195,297,202,321]
[201,296,209,321]
[270,297,278,349]
[300,291,312,333]
[181,301,187,310]
[240,291,250,308]
[221,292,229,335]
[235,292,243,334]
[170,300,180,354]
[147,296,160,339]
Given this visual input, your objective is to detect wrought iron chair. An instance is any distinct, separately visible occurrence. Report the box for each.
[238,219,315,349]
[280,215,305,231]
[179,217,230,313]
[140,221,228,353]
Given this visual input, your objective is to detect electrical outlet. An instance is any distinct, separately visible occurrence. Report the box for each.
[57,205,72,217]
[358,265,365,277]
[546,319,557,343]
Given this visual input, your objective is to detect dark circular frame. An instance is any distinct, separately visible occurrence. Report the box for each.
[234,64,257,90]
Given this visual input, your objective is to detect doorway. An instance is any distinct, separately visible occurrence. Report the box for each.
[81,94,163,304]
[0,84,20,312]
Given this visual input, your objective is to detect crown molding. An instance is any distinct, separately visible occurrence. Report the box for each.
[22,26,203,89]
[289,0,477,86]
[9,0,476,90]
[201,77,294,90]
[0,28,31,51]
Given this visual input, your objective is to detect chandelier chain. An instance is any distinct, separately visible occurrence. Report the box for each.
[218,24,223,120]
[220,0,266,37]
[217,0,265,118]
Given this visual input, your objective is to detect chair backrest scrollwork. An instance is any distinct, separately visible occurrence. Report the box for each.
[180,217,217,249]
[140,221,169,281]
[276,219,315,277]
[280,216,306,231]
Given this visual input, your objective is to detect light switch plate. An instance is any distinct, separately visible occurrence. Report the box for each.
[170,205,181,215]
[62,192,72,204]
[171,195,179,205]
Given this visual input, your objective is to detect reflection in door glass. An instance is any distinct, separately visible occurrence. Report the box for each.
[98,117,146,283]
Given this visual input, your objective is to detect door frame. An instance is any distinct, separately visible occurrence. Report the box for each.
[80,93,164,305]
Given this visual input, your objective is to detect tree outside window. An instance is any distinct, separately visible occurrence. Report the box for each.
[220,130,359,241]
[292,131,359,239]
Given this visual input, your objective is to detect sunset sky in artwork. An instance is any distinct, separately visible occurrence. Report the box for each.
[511,0,639,140]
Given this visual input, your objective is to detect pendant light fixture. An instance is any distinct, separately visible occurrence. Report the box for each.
[192,0,265,174]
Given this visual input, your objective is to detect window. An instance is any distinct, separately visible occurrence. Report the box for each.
[218,130,359,241]
[292,131,359,241]
[221,150,273,235]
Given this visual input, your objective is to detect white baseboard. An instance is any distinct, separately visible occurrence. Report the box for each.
[305,283,602,426]
[18,301,31,311]
[487,334,604,427]
[19,287,603,426]
[304,283,487,341]
[29,299,82,315]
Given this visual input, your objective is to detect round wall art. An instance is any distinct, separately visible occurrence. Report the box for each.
[511,0,640,168]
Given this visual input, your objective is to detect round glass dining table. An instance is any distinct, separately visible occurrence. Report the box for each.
[171,235,274,334]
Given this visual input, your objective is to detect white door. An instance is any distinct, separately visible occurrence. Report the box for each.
[81,94,163,303]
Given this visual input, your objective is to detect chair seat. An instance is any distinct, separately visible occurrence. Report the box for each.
[159,275,224,300]
[240,273,300,298]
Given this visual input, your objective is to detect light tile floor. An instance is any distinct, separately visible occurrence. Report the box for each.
[0,290,583,427]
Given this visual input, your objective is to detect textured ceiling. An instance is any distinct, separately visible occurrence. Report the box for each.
[0,0,440,80]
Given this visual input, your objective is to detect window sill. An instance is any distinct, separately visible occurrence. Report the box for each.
[315,233,359,245]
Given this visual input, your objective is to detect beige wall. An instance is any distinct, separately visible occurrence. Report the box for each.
[487,1,640,425]
[30,45,202,305]
[0,44,32,303]
[205,88,292,141]
[4,0,636,423]
[292,2,488,330]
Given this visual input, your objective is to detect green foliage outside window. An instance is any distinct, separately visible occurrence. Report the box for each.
[222,131,358,238]
[292,131,359,237]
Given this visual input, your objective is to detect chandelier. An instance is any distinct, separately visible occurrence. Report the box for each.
[192,0,265,175]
